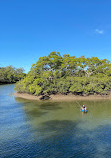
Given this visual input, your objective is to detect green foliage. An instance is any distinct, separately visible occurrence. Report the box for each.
[69,83,83,94]
[57,79,70,94]
[29,84,42,95]
[15,52,111,96]
[0,66,26,84]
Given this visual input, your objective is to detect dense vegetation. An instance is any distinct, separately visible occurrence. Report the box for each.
[0,66,26,84]
[15,52,111,96]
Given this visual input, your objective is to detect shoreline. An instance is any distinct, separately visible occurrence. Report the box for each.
[14,92,111,102]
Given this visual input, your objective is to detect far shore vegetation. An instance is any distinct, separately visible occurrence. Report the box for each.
[15,52,111,96]
[0,66,26,84]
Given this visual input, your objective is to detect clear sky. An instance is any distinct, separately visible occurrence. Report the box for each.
[0,0,111,73]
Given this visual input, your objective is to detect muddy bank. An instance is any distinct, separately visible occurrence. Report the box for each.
[14,92,111,102]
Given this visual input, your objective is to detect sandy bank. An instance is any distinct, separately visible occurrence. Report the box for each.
[14,92,111,102]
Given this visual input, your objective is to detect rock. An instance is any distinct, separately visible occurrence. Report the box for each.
[40,95,50,100]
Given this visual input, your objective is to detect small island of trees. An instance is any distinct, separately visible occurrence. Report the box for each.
[0,66,26,84]
[15,52,111,96]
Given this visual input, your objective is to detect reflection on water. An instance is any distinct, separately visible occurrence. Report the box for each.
[1,84,111,157]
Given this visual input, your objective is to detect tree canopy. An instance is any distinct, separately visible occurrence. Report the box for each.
[0,66,26,84]
[15,52,111,96]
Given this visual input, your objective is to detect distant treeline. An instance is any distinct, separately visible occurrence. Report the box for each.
[15,52,111,96]
[0,66,26,84]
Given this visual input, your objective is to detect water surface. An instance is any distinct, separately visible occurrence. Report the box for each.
[0,84,111,158]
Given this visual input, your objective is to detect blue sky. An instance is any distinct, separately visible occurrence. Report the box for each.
[0,0,111,73]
